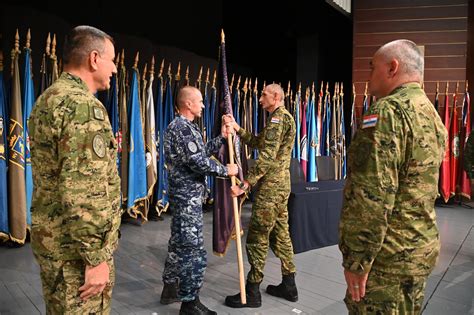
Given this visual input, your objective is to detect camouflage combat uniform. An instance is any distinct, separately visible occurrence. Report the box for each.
[339,83,447,314]
[463,132,474,179]
[162,115,228,302]
[29,72,122,314]
[238,105,296,284]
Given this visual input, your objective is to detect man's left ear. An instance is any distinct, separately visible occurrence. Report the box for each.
[90,51,99,70]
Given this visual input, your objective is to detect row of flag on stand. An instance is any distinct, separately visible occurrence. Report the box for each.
[0,28,471,251]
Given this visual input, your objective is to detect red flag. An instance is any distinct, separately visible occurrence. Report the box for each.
[450,86,459,197]
[458,86,471,199]
[439,83,451,202]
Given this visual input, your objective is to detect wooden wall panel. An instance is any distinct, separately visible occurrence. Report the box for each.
[353,0,469,120]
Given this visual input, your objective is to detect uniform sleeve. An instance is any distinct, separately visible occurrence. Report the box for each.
[180,125,228,177]
[205,135,226,156]
[238,127,264,149]
[58,101,119,266]
[245,118,285,187]
[338,103,404,274]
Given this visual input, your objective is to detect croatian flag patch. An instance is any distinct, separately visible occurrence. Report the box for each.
[271,117,281,123]
[362,114,378,129]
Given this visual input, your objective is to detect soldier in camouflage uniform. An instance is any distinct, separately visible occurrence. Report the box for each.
[339,40,448,314]
[29,26,121,314]
[160,86,237,315]
[463,132,474,179]
[224,84,298,308]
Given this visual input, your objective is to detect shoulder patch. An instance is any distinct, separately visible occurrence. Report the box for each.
[92,134,106,158]
[187,141,198,153]
[271,117,281,124]
[362,114,378,129]
[93,106,105,120]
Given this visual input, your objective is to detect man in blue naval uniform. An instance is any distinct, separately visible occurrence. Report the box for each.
[160,86,238,315]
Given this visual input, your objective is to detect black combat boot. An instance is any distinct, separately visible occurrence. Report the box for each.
[224,281,262,308]
[160,281,180,305]
[266,273,298,302]
[179,297,217,315]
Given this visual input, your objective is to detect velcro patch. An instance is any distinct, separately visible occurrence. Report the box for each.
[93,107,105,120]
[271,117,281,124]
[92,134,106,158]
[187,141,198,153]
[362,114,378,129]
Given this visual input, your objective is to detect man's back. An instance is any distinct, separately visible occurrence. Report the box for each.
[341,83,447,276]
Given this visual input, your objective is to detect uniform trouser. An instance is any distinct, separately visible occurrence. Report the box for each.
[37,257,115,315]
[163,197,207,302]
[246,186,296,284]
[344,270,428,315]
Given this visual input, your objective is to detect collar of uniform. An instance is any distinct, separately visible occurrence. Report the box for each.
[389,82,421,96]
[60,72,90,93]
[178,114,199,131]
[269,105,284,118]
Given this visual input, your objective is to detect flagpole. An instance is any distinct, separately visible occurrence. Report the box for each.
[222,29,247,305]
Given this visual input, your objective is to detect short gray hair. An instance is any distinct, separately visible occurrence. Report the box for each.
[378,39,424,79]
[265,83,285,106]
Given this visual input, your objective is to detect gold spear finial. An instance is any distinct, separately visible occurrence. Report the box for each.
[115,51,120,66]
[263,81,266,90]
[341,82,344,95]
[133,51,139,69]
[229,74,235,90]
[326,82,329,93]
[311,82,315,94]
[197,66,203,83]
[159,59,164,77]
[150,56,155,77]
[254,77,258,92]
[248,78,253,92]
[205,68,210,83]
[298,82,301,93]
[436,81,439,93]
[167,63,172,77]
[320,81,324,94]
[142,63,147,81]
[287,81,291,96]
[120,49,125,67]
[14,29,20,53]
[46,33,51,56]
[243,77,248,93]
[185,65,189,83]
[466,80,469,92]
[236,75,241,90]
[212,69,217,87]
[445,81,449,95]
[26,28,31,49]
[455,81,459,95]
[175,61,181,81]
[221,29,225,44]
[51,34,57,57]
[364,81,368,95]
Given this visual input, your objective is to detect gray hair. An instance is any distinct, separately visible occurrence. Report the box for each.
[378,39,424,79]
[63,25,114,67]
[265,83,285,106]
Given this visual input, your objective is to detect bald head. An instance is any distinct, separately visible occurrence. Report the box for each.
[177,86,200,109]
[376,39,424,81]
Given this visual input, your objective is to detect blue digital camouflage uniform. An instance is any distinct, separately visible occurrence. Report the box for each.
[238,105,297,284]
[339,83,447,314]
[162,115,228,301]
[29,72,122,314]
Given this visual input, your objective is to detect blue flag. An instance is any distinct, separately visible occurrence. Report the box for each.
[252,83,259,159]
[126,68,147,211]
[22,47,34,227]
[0,58,9,240]
[155,72,169,213]
[307,88,318,182]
